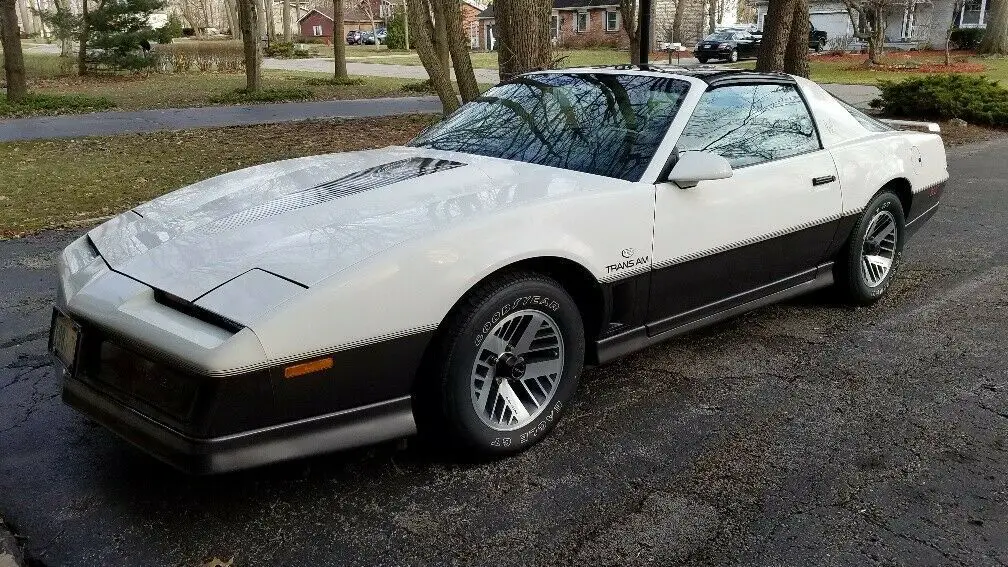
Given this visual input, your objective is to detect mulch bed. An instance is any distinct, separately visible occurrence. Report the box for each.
[817,50,987,74]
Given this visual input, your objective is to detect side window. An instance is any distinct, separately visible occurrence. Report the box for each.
[676,83,820,168]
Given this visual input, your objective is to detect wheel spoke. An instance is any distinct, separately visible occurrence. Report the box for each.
[511,313,545,354]
[497,380,531,423]
[866,254,892,271]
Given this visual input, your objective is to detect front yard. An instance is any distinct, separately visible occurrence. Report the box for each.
[0,115,432,237]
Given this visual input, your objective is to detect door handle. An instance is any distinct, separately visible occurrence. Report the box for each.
[812,175,836,186]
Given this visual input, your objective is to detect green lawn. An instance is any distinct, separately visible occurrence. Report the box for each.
[733,52,1008,86]
[0,115,433,237]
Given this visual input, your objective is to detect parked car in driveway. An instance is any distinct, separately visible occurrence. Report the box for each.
[362,28,386,44]
[748,22,828,53]
[53,67,947,474]
[346,30,362,44]
[694,30,760,63]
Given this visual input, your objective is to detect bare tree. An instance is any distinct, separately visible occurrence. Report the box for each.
[756,0,798,71]
[494,0,551,80]
[620,0,641,64]
[334,0,347,78]
[225,0,242,38]
[978,0,1008,54]
[672,0,687,41]
[946,0,965,64]
[406,0,458,112]
[707,0,715,34]
[737,0,755,24]
[359,0,378,50]
[1,0,27,103]
[841,0,889,64]
[283,0,291,40]
[265,0,275,37]
[438,0,478,101]
[783,0,809,76]
[237,0,262,90]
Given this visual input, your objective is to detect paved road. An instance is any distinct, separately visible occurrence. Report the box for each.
[0,139,1005,566]
[0,97,442,142]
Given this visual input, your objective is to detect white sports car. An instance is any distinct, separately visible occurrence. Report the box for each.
[51,67,948,473]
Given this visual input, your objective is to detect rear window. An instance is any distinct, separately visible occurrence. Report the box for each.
[833,96,892,132]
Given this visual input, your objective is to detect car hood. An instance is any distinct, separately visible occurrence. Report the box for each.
[87,146,498,302]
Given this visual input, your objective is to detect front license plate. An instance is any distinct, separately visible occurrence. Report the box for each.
[49,309,81,374]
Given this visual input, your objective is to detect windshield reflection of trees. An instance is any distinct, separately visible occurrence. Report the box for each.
[410,74,690,182]
[678,85,817,168]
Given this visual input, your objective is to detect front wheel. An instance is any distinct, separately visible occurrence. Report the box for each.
[697,56,708,63]
[728,49,739,62]
[430,272,585,454]
[837,191,906,304]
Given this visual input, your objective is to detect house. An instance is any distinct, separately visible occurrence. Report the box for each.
[752,0,992,48]
[477,0,708,51]
[297,3,381,43]
[477,0,630,50]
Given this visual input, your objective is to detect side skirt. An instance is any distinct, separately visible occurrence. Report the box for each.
[592,263,835,365]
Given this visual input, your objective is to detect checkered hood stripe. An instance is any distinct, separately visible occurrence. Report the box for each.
[201,157,465,234]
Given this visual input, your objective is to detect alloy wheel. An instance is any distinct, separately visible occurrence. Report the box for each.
[861,209,898,287]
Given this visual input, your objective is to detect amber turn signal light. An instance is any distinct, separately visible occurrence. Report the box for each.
[284,357,333,379]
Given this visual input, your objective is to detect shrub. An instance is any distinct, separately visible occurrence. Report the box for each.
[209,86,314,104]
[949,28,984,50]
[385,12,407,50]
[0,92,116,118]
[156,12,184,44]
[153,40,245,72]
[871,74,1008,126]
[826,34,853,55]
[265,40,295,57]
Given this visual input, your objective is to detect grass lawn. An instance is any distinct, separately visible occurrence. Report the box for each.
[733,51,1008,86]
[0,115,433,238]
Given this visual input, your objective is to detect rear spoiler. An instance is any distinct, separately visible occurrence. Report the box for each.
[878,119,941,133]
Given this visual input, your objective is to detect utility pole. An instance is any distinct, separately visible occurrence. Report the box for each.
[639,0,651,65]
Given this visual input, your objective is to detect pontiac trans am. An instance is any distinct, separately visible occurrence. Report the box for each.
[50,68,949,473]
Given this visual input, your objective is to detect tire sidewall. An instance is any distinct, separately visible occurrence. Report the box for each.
[729,49,738,62]
[444,278,584,453]
[849,192,906,301]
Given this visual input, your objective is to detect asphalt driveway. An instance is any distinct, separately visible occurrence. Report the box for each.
[0,139,1005,566]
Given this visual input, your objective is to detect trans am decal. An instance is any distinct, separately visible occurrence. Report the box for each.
[204,157,465,233]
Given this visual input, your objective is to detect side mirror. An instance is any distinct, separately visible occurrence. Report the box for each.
[666,151,733,188]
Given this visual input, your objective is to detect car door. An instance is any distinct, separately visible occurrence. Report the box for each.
[735,32,757,57]
[647,81,842,334]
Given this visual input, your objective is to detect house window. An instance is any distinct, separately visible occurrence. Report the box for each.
[576,12,589,33]
[379,0,392,18]
[605,10,618,32]
[551,14,559,39]
[312,24,323,36]
[960,0,989,27]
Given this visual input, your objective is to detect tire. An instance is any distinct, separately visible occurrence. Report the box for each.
[429,272,585,455]
[837,191,906,304]
[697,56,708,64]
[816,39,826,52]
[729,49,739,63]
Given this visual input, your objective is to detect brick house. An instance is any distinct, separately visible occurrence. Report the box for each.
[297,1,385,43]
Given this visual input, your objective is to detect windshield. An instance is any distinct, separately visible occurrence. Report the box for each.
[705,32,735,41]
[408,73,691,181]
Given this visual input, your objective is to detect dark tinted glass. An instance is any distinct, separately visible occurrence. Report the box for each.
[408,73,691,181]
[833,95,891,132]
[676,84,819,168]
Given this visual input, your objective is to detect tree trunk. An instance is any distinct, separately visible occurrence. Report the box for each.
[756,0,797,71]
[333,0,346,78]
[237,0,261,90]
[979,0,1008,54]
[707,0,715,34]
[282,0,291,41]
[672,0,685,42]
[430,0,448,66]
[1,0,27,102]
[620,0,639,64]
[265,0,275,38]
[77,0,88,75]
[494,0,551,81]
[439,0,478,102]
[783,0,808,76]
[15,0,33,36]
[257,0,266,37]
[407,0,458,113]
[226,0,242,39]
[867,5,884,64]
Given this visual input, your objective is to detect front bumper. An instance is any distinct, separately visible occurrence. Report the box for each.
[63,373,415,474]
[694,46,732,58]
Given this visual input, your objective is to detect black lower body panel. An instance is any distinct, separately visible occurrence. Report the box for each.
[63,375,416,474]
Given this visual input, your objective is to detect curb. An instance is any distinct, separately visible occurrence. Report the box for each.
[0,517,26,567]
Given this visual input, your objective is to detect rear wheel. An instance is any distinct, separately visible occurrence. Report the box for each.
[837,191,905,304]
[697,56,708,63]
[429,272,585,454]
[815,38,826,52]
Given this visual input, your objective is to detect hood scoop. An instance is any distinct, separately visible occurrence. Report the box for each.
[201,157,466,234]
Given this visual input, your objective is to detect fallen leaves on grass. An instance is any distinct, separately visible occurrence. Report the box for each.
[0,115,435,238]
